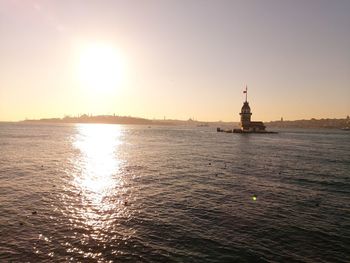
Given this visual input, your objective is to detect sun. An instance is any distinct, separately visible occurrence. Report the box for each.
[77,43,123,94]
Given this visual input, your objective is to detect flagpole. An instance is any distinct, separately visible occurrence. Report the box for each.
[245,85,248,102]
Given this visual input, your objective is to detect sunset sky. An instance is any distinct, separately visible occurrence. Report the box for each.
[0,0,349,122]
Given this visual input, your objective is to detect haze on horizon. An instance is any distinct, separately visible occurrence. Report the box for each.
[0,0,349,122]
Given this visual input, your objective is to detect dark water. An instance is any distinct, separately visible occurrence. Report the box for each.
[0,123,349,262]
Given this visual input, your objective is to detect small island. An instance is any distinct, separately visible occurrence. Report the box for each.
[218,87,276,134]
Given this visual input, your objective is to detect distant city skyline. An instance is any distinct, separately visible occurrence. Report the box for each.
[0,0,349,122]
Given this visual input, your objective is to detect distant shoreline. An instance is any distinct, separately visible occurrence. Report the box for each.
[266,118,349,129]
[19,115,236,127]
[0,115,350,129]
[1,115,348,129]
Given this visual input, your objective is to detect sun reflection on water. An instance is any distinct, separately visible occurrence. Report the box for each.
[70,124,127,232]
[59,123,136,260]
[74,124,122,194]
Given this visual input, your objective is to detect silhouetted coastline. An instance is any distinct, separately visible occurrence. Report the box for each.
[19,115,349,129]
[21,114,236,127]
[267,117,349,129]
[23,115,154,125]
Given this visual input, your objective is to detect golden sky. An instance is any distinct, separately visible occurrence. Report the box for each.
[0,0,349,122]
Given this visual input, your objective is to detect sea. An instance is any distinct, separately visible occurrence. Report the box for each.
[0,123,349,263]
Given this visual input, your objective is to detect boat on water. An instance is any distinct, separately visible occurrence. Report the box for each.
[341,116,350,130]
[197,123,209,127]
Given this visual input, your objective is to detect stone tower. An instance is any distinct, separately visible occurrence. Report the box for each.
[240,101,252,130]
[239,86,252,130]
[232,86,267,133]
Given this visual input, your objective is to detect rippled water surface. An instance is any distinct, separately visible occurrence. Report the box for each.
[0,123,349,262]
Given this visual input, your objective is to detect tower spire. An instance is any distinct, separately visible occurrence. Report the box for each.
[243,85,248,102]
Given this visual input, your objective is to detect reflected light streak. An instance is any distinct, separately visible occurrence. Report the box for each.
[71,124,125,231]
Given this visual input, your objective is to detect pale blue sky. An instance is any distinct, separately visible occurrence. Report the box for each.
[0,0,349,121]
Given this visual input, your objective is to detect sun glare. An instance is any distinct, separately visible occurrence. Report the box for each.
[77,43,123,94]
